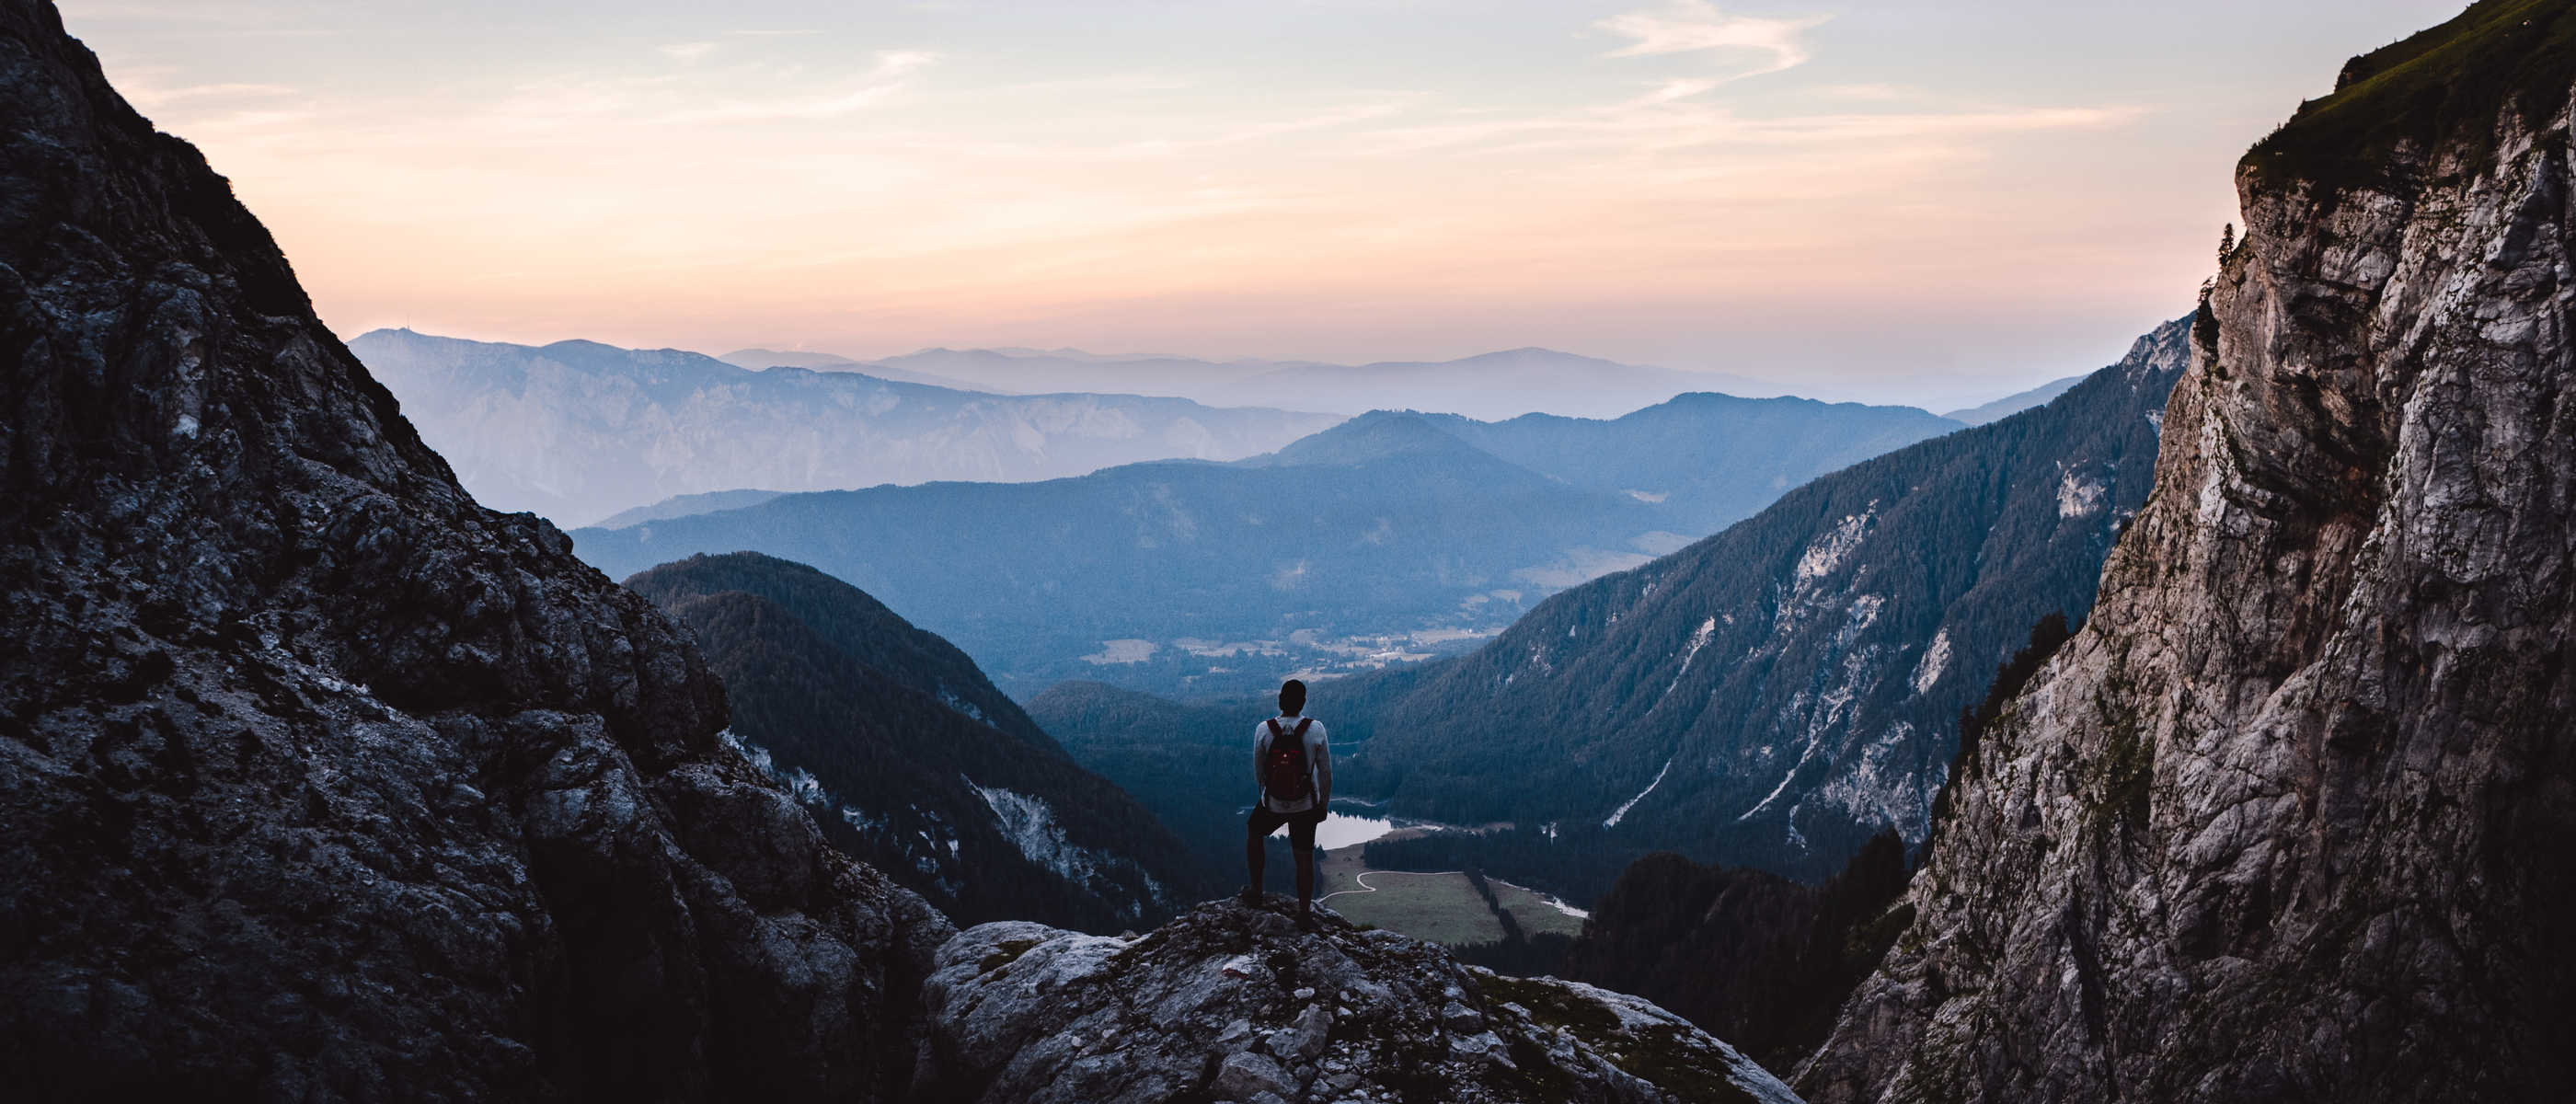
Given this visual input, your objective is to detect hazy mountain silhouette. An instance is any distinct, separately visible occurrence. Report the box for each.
[717,347,983,389]
[1940,374,2085,424]
[350,328,1344,527]
[714,343,1790,420]
[592,488,785,529]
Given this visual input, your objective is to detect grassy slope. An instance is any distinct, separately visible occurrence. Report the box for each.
[1314,845,1582,947]
[2247,0,2576,190]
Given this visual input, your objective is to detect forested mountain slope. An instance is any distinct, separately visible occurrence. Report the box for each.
[1351,317,2190,879]
[626,554,1216,930]
[1804,4,2576,1098]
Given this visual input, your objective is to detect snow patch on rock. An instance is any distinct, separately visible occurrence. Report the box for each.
[1602,757,1673,828]
[1657,615,1720,704]
[972,782,1162,917]
[1795,510,1875,583]
[1912,629,1952,696]
[2058,467,2108,518]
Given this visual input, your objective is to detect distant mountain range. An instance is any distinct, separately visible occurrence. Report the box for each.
[348,328,1344,527]
[725,344,1787,421]
[1940,374,2084,425]
[1033,317,2190,884]
[571,393,1961,697]
[626,553,1217,930]
[592,488,785,529]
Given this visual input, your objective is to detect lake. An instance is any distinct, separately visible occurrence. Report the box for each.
[1313,811,1397,850]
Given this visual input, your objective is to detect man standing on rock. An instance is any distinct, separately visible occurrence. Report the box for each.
[1245,678,1330,929]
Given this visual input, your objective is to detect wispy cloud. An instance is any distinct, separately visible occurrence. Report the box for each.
[1597,2,1830,82]
[665,50,939,122]
[660,41,719,63]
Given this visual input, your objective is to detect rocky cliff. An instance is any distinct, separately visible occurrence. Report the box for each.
[0,2,951,1098]
[1799,4,2576,1100]
[919,898,1802,1104]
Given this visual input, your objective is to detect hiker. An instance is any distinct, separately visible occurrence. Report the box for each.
[1244,677,1330,928]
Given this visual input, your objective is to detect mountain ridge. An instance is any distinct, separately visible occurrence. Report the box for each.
[570,388,1961,697]
[727,342,1790,420]
[627,553,1219,930]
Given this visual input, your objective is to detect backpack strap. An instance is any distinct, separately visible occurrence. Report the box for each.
[1265,718,1284,741]
[1290,718,1313,740]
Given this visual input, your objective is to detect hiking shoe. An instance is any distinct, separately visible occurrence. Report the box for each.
[1239,887,1262,908]
[1296,911,1317,933]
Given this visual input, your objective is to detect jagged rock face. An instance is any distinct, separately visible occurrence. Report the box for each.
[0,3,949,1098]
[920,898,1803,1104]
[1799,11,2576,1102]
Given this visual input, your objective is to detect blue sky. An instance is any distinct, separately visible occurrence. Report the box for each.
[64,1,2466,406]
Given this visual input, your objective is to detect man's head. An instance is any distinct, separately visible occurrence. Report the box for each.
[1278,678,1306,717]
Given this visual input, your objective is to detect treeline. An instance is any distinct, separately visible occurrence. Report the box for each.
[1548,609,2087,1074]
[1448,868,1578,976]
[1559,831,1912,1075]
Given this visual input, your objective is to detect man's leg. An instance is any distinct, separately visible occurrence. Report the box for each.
[1291,813,1318,926]
[1245,809,1277,904]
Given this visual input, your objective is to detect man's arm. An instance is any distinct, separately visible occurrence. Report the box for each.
[1252,722,1268,794]
[1312,725,1331,808]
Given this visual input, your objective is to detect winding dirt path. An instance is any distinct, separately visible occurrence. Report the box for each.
[1315,868,1464,904]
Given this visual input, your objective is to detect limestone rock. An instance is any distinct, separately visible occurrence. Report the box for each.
[1798,7,2576,1102]
[920,897,1803,1103]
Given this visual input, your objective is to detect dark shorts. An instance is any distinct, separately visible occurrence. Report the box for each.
[1248,804,1324,849]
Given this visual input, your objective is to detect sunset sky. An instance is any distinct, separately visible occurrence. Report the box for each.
[65,0,2462,407]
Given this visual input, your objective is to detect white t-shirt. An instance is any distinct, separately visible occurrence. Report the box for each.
[1251,715,1330,814]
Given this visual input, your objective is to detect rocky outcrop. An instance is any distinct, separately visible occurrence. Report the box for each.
[0,2,949,1098]
[1799,5,2576,1101]
[919,897,1803,1104]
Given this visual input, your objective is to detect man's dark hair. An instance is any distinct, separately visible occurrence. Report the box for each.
[1278,679,1306,716]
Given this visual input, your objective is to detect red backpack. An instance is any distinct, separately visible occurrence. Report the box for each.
[1262,718,1315,804]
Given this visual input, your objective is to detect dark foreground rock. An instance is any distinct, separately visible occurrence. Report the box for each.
[920,896,1802,1104]
[0,1,949,1098]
